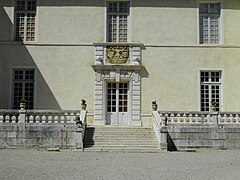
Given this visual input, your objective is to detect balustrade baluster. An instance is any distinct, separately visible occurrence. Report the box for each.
[29,115,34,123]
[0,115,4,123]
[42,116,47,123]
[36,116,40,123]
[60,116,65,123]
[48,116,53,123]
[197,114,202,123]
[181,114,186,124]
[12,116,17,123]
[54,116,59,123]
[5,115,10,123]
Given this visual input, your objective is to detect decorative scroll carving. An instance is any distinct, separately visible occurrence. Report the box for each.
[106,46,129,64]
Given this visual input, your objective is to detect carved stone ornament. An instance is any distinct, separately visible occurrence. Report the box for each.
[106,46,129,64]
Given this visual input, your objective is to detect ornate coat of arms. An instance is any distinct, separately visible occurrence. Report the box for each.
[106,46,129,64]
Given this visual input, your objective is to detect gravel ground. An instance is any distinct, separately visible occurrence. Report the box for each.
[0,149,240,180]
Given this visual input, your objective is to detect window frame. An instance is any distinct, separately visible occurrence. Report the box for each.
[199,70,223,112]
[11,68,35,109]
[198,1,223,45]
[14,0,37,42]
[106,1,130,43]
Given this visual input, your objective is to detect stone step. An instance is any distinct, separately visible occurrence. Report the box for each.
[84,143,159,147]
[84,136,157,142]
[83,126,160,152]
[84,144,159,149]
[84,134,155,138]
[83,147,162,153]
[86,126,153,131]
[85,131,155,135]
[84,140,159,145]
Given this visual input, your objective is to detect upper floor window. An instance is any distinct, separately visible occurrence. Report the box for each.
[107,1,130,42]
[15,0,36,42]
[199,3,220,44]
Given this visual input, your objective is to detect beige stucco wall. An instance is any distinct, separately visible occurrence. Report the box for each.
[1,0,240,115]
[0,45,95,110]
[37,4,105,43]
[224,0,240,44]
[132,0,197,44]
[141,47,240,113]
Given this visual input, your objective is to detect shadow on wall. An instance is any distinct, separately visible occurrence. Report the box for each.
[167,132,177,151]
[0,5,61,110]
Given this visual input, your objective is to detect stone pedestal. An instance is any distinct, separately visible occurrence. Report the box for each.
[75,127,83,150]
[210,112,219,125]
[160,127,168,151]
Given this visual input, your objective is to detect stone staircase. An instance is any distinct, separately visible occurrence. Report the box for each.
[83,126,161,153]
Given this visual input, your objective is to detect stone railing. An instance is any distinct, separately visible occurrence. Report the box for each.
[218,112,240,124]
[25,110,80,124]
[159,111,211,125]
[151,101,240,151]
[0,109,20,123]
[152,111,167,151]
[157,111,240,125]
[0,100,88,150]
[0,109,80,124]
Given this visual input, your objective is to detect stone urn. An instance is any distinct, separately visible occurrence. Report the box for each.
[152,101,158,111]
[81,99,87,110]
[20,99,26,110]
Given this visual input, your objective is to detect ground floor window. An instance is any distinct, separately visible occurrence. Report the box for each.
[12,69,35,109]
[200,71,221,111]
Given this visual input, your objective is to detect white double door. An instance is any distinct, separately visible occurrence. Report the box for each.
[106,82,129,125]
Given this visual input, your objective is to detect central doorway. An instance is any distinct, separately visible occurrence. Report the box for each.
[106,82,129,125]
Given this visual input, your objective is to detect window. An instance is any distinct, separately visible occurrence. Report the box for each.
[15,0,36,42]
[12,69,35,109]
[199,3,220,44]
[107,1,129,42]
[200,71,221,111]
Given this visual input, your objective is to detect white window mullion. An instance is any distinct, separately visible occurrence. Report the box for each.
[23,13,27,42]
[116,83,119,114]
[208,16,211,43]
[209,85,212,110]
[117,15,119,43]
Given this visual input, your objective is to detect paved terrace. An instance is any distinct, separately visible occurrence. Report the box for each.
[0,149,240,180]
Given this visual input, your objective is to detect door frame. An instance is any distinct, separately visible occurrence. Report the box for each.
[103,78,132,125]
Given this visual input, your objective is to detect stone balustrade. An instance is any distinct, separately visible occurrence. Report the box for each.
[157,111,240,125]
[159,111,210,125]
[0,109,19,123]
[25,110,80,124]
[153,109,240,150]
[218,112,240,124]
[0,109,87,150]
[0,109,80,124]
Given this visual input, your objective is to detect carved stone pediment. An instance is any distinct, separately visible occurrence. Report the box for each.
[106,46,129,64]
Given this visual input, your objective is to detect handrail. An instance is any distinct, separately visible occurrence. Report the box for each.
[152,111,162,143]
